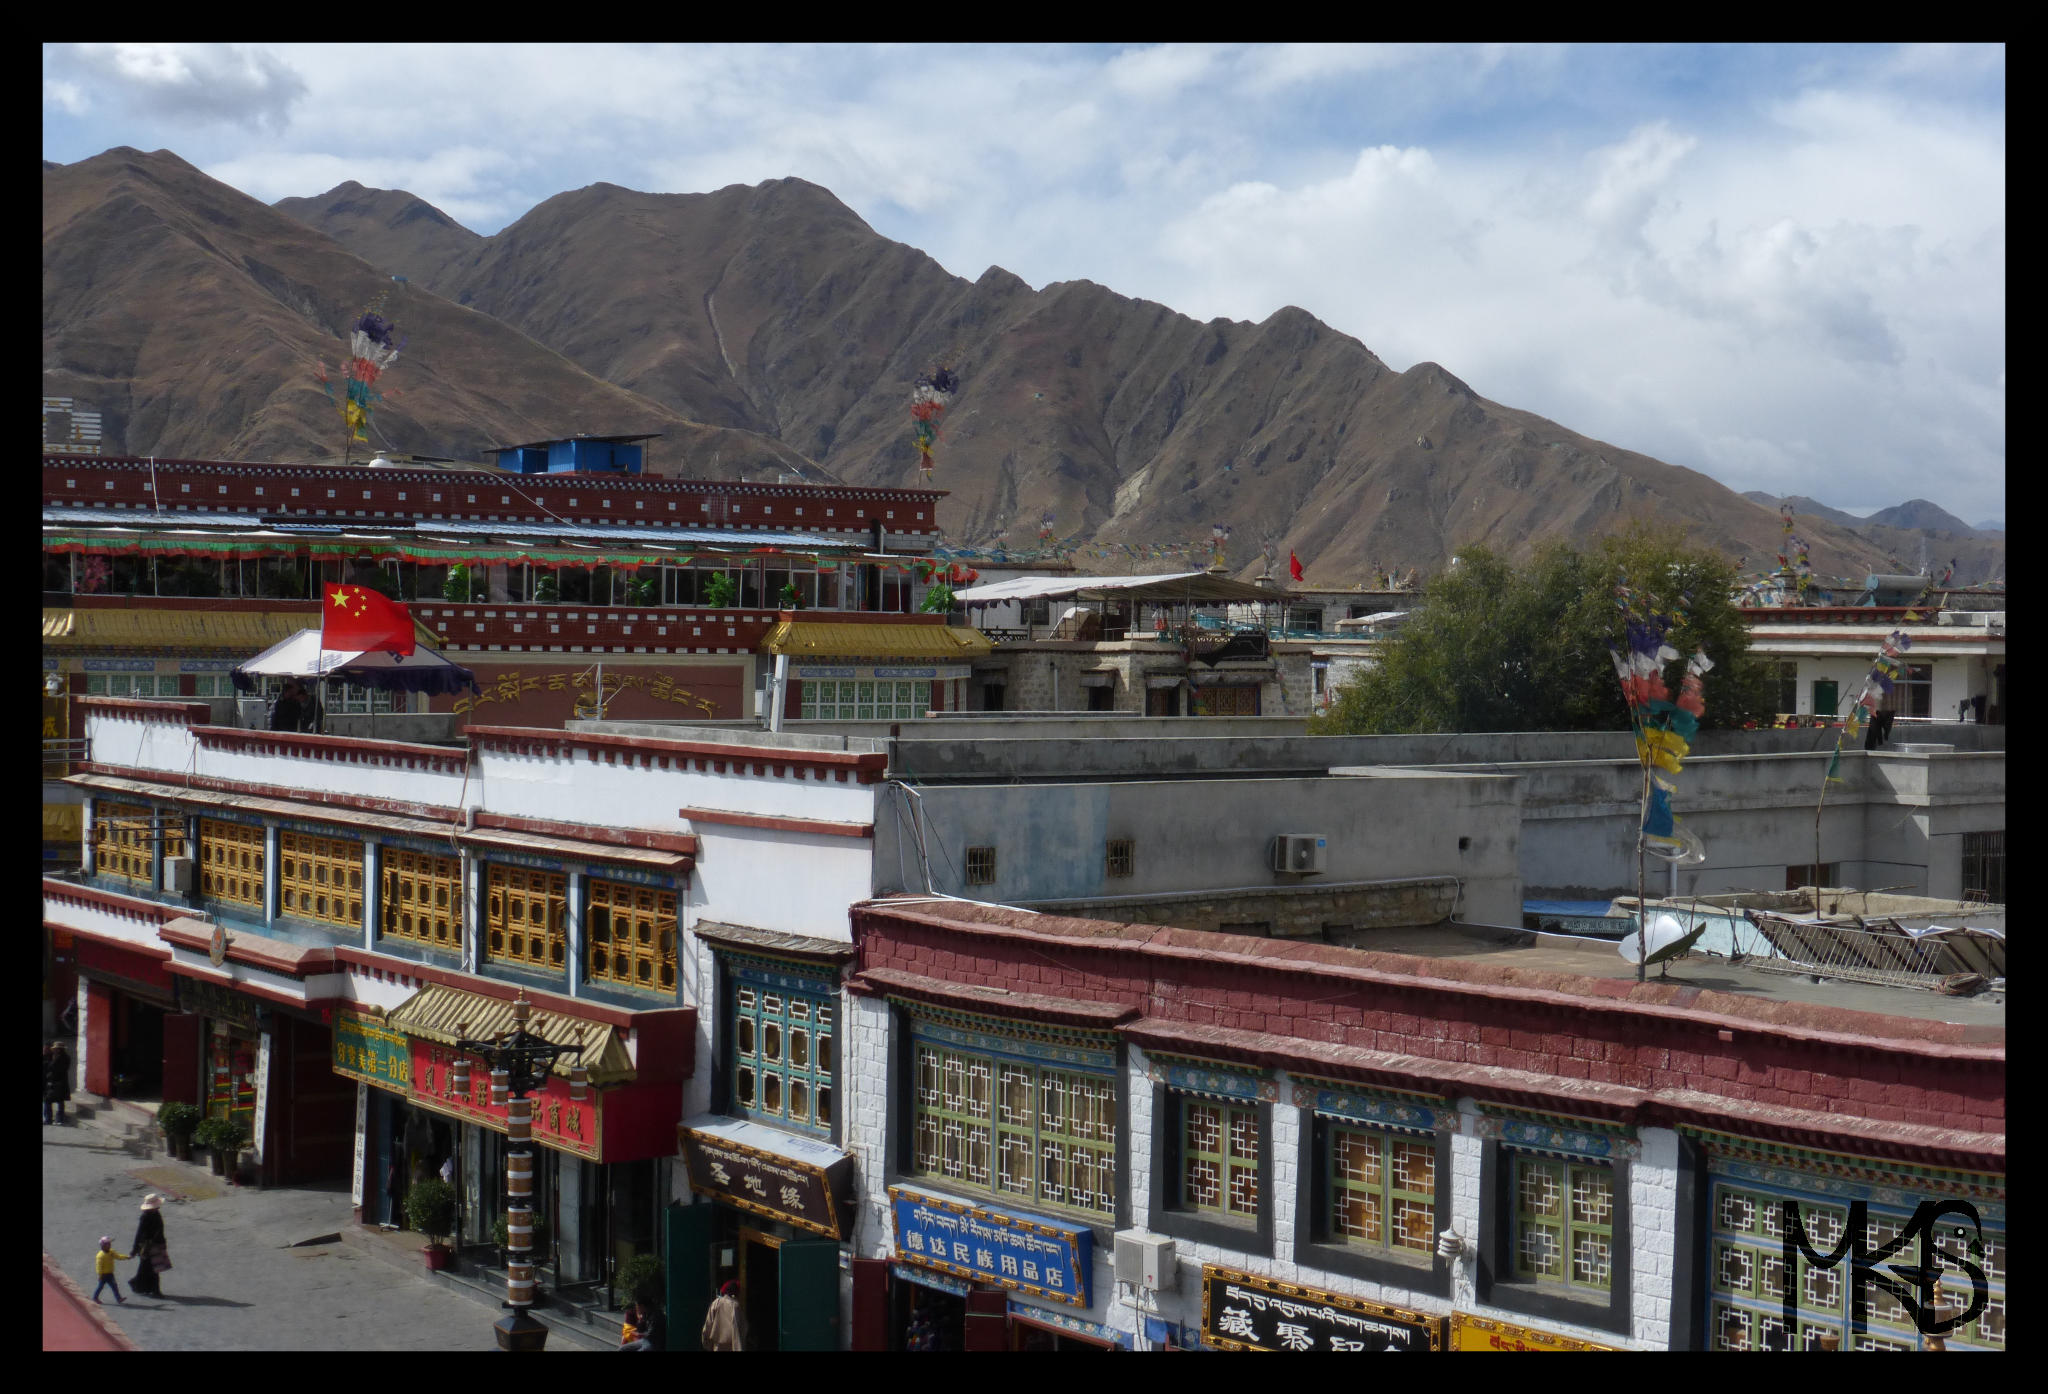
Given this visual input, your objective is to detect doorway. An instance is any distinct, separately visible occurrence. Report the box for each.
[739,1227,782,1353]
[1812,679,1839,718]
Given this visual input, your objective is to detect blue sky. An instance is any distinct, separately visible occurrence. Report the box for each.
[43,43,2006,525]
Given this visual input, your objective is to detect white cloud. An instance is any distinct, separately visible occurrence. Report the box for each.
[56,42,305,132]
[42,78,87,115]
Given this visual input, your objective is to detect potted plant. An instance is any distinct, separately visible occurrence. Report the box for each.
[211,1118,251,1184]
[616,1251,663,1310]
[158,1102,202,1161]
[193,1118,226,1174]
[405,1177,458,1271]
[492,1211,550,1271]
[533,572,560,602]
[703,571,738,609]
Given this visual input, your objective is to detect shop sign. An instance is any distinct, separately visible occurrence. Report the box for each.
[1201,1266,1445,1352]
[887,1185,1092,1309]
[331,1007,411,1088]
[679,1125,851,1239]
[452,665,721,719]
[792,665,969,681]
[180,976,262,1030]
[1447,1313,1618,1352]
[405,1039,601,1159]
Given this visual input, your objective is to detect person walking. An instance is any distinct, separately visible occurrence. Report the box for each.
[269,681,304,733]
[43,1040,71,1126]
[129,1194,169,1297]
[91,1238,129,1304]
[382,1150,405,1230]
[701,1280,745,1351]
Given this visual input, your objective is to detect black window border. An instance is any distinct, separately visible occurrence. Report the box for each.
[1292,1113,1452,1297]
[888,1005,1129,1233]
[715,953,844,1148]
[1477,1138,1632,1336]
[1148,1083,1273,1257]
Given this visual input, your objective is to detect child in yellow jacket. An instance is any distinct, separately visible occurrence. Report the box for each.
[93,1237,129,1303]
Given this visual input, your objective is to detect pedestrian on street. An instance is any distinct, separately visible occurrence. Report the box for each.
[269,681,304,733]
[383,1150,405,1229]
[91,1237,129,1304]
[701,1280,745,1351]
[43,1040,71,1126]
[129,1194,169,1297]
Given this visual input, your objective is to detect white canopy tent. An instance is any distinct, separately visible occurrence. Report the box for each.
[232,628,478,696]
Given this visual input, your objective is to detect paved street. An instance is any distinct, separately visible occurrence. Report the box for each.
[40,1121,591,1352]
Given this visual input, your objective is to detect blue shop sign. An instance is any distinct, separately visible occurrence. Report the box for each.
[888,1185,1093,1308]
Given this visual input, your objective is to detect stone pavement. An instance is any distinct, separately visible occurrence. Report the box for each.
[43,1253,137,1351]
[40,1118,602,1352]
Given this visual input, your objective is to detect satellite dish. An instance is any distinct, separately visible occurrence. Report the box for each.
[1619,912,1707,966]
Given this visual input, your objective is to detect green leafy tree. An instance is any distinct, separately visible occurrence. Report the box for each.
[1312,527,1774,735]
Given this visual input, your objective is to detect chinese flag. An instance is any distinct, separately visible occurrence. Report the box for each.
[322,584,417,657]
[1289,552,1305,582]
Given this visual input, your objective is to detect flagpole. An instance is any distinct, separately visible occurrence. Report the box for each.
[1637,760,1651,984]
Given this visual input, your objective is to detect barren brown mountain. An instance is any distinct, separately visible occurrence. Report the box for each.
[42,149,821,480]
[280,173,1906,583]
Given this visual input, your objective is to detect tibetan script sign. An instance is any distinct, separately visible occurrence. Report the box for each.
[889,1186,1093,1308]
[1201,1266,1445,1352]
[404,1038,601,1159]
[331,1007,410,1088]
[679,1125,851,1239]
[1448,1312,1617,1352]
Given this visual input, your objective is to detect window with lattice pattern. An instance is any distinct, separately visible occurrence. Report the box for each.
[279,830,364,930]
[1105,839,1134,878]
[1513,1156,1612,1293]
[484,866,566,972]
[1181,1098,1259,1219]
[198,818,265,908]
[1706,1176,2005,1351]
[732,982,835,1135]
[588,880,677,994]
[382,848,463,953]
[95,803,183,883]
[965,845,996,885]
[911,1040,1114,1218]
[1328,1125,1435,1255]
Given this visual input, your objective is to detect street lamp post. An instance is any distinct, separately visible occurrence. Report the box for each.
[452,990,587,1352]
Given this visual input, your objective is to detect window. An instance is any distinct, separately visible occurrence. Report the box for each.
[382,847,463,953]
[84,671,177,697]
[1328,1125,1435,1256]
[587,879,677,993]
[1513,1156,1614,1294]
[800,678,925,721]
[191,673,236,698]
[95,803,182,883]
[485,866,567,972]
[1885,663,1933,719]
[1193,684,1260,717]
[327,683,402,714]
[1961,831,2005,904]
[1783,863,1836,892]
[910,1040,1115,1218]
[1181,1099,1259,1220]
[1776,661,1799,716]
[1706,1170,2005,1351]
[1105,839,1134,879]
[965,845,996,885]
[279,831,364,930]
[198,818,265,908]
[732,980,835,1134]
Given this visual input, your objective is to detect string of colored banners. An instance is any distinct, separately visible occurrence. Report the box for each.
[1608,572,1712,857]
[1823,629,1914,783]
[317,299,405,445]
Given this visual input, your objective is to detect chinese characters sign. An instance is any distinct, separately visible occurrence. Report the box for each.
[404,1038,601,1159]
[888,1186,1092,1308]
[1448,1313,1617,1352]
[449,664,729,719]
[1201,1267,1444,1352]
[679,1126,851,1239]
[331,1007,410,1088]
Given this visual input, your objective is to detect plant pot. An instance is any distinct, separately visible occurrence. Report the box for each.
[170,1136,192,1161]
[423,1243,452,1272]
[207,1148,225,1176]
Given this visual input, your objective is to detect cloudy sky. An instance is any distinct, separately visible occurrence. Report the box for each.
[43,43,2006,525]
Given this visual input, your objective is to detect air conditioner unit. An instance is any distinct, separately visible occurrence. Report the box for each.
[164,855,195,895]
[1112,1229,1176,1291]
[1272,833,1328,874]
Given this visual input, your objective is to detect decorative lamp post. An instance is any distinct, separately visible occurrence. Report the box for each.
[454,992,584,1352]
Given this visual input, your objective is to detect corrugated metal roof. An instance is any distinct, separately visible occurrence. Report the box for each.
[386,984,635,1085]
[44,507,870,553]
[690,920,854,962]
[66,773,461,842]
[43,608,442,652]
[461,826,690,871]
[955,571,1285,605]
[762,620,992,660]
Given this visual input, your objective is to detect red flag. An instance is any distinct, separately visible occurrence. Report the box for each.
[1289,552,1304,582]
[322,584,416,657]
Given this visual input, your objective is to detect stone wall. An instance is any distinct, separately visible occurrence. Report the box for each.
[1031,876,1462,939]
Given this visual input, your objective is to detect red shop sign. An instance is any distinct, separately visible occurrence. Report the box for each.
[404,1038,602,1160]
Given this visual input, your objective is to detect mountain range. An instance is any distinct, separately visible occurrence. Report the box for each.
[1742,493,2005,586]
[46,147,1994,586]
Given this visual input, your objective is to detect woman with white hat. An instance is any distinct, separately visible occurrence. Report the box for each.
[130,1194,170,1297]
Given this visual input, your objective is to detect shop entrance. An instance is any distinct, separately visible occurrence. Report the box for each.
[112,998,165,1099]
[740,1228,781,1352]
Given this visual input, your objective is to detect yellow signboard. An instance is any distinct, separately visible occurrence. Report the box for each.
[1449,1313,1619,1352]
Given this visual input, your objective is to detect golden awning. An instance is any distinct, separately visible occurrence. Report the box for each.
[42,608,443,653]
[761,620,992,661]
[385,984,635,1086]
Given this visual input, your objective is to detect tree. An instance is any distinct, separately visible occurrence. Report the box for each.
[1311,527,1775,735]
